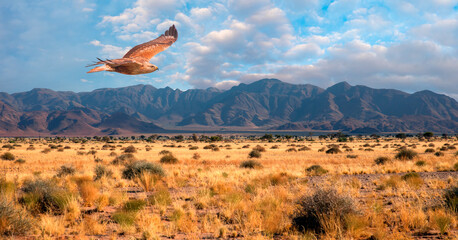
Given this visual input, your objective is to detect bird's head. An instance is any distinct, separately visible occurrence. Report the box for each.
[149,64,159,72]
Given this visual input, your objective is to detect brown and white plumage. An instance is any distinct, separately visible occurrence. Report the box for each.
[87,25,178,75]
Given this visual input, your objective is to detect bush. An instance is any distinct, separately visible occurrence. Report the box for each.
[94,165,113,180]
[425,148,435,153]
[124,145,137,153]
[401,172,423,188]
[435,151,444,157]
[240,160,263,169]
[0,152,15,161]
[444,186,457,212]
[56,165,76,177]
[111,153,135,165]
[158,150,172,155]
[253,145,266,152]
[346,154,358,159]
[298,146,311,151]
[374,156,390,165]
[20,179,72,214]
[14,158,26,164]
[123,199,146,212]
[326,146,341,154]
[112,211,136,226]
[395,148,418,160]
[149,185,172,207]
[286,148,297,152]
[293,188,357,233]
[122,161,165,180]
[415,160,426,167]
[0,199,33,236]
[306,165,328,176]
[248,150,261,158]
[160,154,178,164]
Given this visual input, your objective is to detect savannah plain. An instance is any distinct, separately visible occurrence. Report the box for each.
[0,135,457,239]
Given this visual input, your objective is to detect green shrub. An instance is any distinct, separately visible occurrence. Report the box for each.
[0,199,33,236]
[395,148,418,160]
[94,165,113,180]
[306,165,328,176]
[346,155,358,159]
[123,199,146,212]
[122,161,165,180]
[240,160,263,169]
[248,150,261,158]
[189,146,199,150]
[112,211,136,226]
[0,152,15,161]
[375,156,390,165]
[56,165,76,177]
[160,154,178,164]
[293,188,357,233]
[402,172,423,189]
[444,186,457,212]
[19,179,72,214]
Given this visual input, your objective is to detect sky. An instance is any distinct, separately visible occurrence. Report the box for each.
[1,0,458,99]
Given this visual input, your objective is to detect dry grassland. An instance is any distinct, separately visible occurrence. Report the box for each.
[0,136,457,239]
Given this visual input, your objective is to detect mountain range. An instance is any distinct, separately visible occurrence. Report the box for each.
[1,79,457,136]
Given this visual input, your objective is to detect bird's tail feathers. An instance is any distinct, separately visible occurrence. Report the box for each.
[87,64,111,73]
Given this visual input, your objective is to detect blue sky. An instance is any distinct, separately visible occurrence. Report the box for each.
[1,0,458,99]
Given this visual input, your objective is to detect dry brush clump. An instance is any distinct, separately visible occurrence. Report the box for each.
[0,198,34,236]
[240,160,263,169]
[19,179,72,214]
[395,148,418,160]
[122,160,165,180]
[293,188,358,234]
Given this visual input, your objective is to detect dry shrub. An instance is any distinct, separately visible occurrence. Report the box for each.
[83,215,106,235]
[56,165,76,177]
[306,165,328,176]
[0,152,15,161]
[395,148,418,160]
[135,171,161,192]
[122,160,165,179]
[401,172,423,189]
[160,154,178,164]
[94,165,113,180]
[0,198,34,236]
[326,146,341,154]
[75,177,99,207]
[111,153,136,165]
[374,156,390,165]
[20,179,72,214]
[253,145,266,152]
[293,188,357,234]
[124,145,137,153]
[240,160,263,169]
[444,186,457,212]
[39,214,65,236]
[148,184,172,207]
[428,209,455,235]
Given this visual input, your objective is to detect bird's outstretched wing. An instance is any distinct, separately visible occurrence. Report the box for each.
[86,58,143,67]
[123,25,178,61]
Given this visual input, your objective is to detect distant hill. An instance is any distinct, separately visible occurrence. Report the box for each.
[0,79,457,136]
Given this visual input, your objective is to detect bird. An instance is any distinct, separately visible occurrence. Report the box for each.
[87,25,178,75]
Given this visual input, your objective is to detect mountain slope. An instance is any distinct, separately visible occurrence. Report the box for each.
[0,79,457,135]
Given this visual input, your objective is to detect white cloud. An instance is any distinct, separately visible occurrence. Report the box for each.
[284,43,324,59]
[90,40,131,59]
[214,80,240,89]
[412,19,458,47]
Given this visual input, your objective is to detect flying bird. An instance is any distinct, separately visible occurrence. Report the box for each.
[87,25,178,75]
